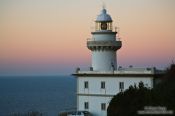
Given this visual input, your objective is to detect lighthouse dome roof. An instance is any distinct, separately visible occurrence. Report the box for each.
[96,8,112,22]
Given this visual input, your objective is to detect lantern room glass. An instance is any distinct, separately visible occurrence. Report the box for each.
[95,22,112,31]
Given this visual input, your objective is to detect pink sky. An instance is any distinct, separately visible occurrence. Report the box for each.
[0,0,175,75]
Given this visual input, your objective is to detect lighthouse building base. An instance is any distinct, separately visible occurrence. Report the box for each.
[73,67,163,116]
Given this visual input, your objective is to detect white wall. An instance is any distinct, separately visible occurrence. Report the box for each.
[77,76,153,116]
[92,51,117,71]
[78,77,153,95]
[78,96,111,116]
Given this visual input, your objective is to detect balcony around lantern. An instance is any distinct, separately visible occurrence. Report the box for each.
[92,23,118,34]
[87,39,122,51]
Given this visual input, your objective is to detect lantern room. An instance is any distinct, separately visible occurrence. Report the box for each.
[95,8,113,31]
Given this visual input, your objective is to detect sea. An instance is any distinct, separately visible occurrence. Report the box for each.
[0,76,76,116]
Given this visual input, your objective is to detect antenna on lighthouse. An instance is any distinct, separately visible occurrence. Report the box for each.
[101,0,106,9]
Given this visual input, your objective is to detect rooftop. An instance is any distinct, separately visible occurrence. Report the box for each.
[73,67,165,77]
[96,8,112,22]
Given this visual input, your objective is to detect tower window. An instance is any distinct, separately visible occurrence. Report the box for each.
[101,103,106,110]
[84,81,88,89]
[101,81,105,89]
[84,102,89,109]
[119,82,124,91]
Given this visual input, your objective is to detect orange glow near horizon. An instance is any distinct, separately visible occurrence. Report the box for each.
[0,0,175,74]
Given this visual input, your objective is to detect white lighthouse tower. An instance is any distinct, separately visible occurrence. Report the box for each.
[87,8,121,71]
[73,7,160,116]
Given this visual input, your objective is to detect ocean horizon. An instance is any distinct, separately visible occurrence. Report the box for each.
[0,75,76,116]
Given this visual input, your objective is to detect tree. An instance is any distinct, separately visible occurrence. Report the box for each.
[107,64,175,116]
[107,82,154,116]
[153,64,175,111]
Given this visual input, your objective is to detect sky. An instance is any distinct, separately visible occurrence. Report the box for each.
[0,0,175,75]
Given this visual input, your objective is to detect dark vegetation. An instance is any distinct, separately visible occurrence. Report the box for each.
[107,64,175,116]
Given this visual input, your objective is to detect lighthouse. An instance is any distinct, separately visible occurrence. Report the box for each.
[73,7,161,116]
[87,8,121,71]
